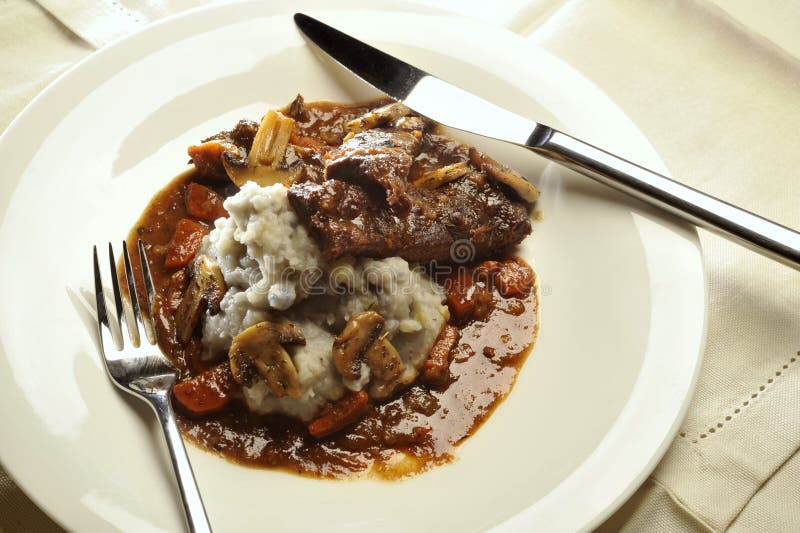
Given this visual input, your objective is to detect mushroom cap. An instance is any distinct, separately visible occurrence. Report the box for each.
[228,321,305,399]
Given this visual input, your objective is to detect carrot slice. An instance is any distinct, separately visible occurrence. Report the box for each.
[495,258,534,297]
[165,218,206,269]
[422,324,460,385]
[173,363,237,415]
[307,391,369,439]
[473,260,501,284]
[185,182,228,222]
[443,269,476,320]
[289,130,326,151]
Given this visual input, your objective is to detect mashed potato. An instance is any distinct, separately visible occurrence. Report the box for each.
[200,183,448,421]
[202,182,322,312]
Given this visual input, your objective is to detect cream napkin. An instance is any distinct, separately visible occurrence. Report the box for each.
[35,0,221,47]
[2,1,799,531]
[0,1,91,129]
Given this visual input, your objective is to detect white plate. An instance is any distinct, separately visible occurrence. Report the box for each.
[0,3,705,532]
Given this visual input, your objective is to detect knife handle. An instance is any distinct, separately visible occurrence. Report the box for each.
[526,127,800,270]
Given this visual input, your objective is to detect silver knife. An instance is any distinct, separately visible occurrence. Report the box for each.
[294,13,800,270]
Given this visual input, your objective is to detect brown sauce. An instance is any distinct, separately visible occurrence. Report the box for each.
[125,99,539,479]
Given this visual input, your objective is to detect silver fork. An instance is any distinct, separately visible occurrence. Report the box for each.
[93,241,212,533]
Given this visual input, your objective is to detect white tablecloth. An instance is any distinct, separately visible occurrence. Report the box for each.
[2,1,799,531]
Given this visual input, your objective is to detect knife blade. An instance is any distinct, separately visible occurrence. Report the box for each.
[293,13,540,146]
[294,13,800,270]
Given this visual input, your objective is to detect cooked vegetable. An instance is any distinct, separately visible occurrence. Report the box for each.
[285,94,306,120]
[365,333,407,400]
[289,130,326,152]
[174,254,226,344]
[443,269,474,319]
[365,333,405,381]
[221,156,294,188]
[469,148,540,203]
[444,269,493,321]
[333,312,411,399]
[422,325,459,385]
[249,110,295,167]
[214,110,296,187]
[344,102,411,133]
[307,391,369,439]
[228,321,305,398]
[165,268,189,313]
[495,258,534,297]
[412,161,470,189]
[173,363,238,415]
[185,182,228,222]
[332,311,384,381]
[164,218,207,269]
[471,289,494,320]
[369,377,411,401]
[213,110,297,188]
[473,260,501,285]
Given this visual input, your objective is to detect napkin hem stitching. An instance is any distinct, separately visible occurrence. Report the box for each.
[678,353,798,444]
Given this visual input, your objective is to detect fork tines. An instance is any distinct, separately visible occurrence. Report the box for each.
[93,240,157,351]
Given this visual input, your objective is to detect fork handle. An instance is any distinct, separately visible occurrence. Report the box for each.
[148,392,212,533]
[526,127,800,269]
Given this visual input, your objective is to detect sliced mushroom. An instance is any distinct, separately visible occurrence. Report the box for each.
[220,110,296,188]
[284,94,306,120]
[221,153,296,188]
[173,285,203,345]
[364,333,407,400]
[369,374,414,401]
[469,148,540,203]
[165,267,189,313]
[412,161,471,189]
[332,311,384,381]
[344,102,412,133]
[365,333,405,381]
[174,255,226,344]
[228,321,305,398]
[332,313,412,400]
[369,373,415,400]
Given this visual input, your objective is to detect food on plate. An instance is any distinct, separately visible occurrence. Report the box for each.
[125,96,540,478]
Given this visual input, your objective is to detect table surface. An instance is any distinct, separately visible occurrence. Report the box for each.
[2,1,799,532]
